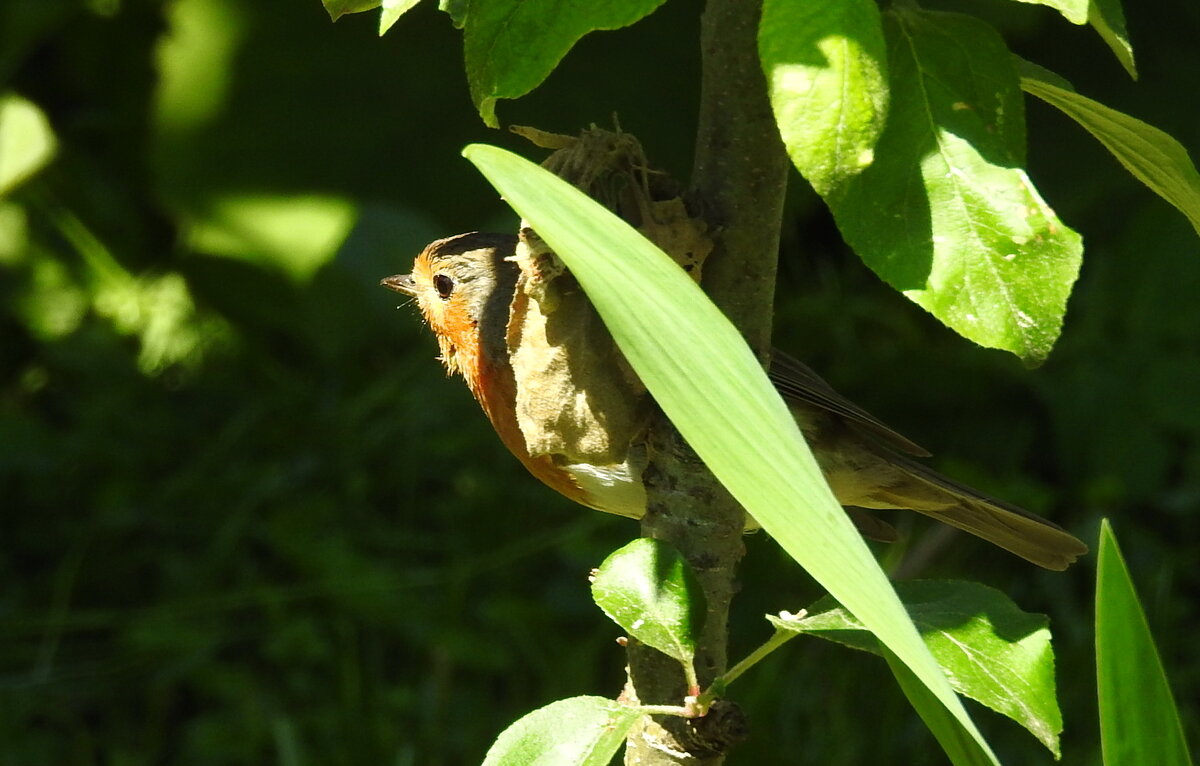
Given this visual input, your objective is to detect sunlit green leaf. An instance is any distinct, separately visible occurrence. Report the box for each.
[1013,56,1075,92]
[1020,69,1200,237]
[184,194,358,282]
[379,0,421,35]
[1096,520,1193,766]
[759,0,888,195]
[464,144,1000,765]
[0,93,56,197]
[464,0,668,127]
[591,539,704,664]
[773,580,1063,756]
[883,646,996,766]
[828,8,1081,364]
[1089,0,1136,78]
[482,696,643,766]
[439,0,467,28]
[1005,0,1087,24]
[322,0,380,22]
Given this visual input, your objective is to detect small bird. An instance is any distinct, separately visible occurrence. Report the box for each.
[383,232,1087,570]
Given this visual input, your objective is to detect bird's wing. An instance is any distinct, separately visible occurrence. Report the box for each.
[768,348,931,457]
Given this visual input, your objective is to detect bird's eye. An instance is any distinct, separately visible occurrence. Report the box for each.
[433,273,455,299]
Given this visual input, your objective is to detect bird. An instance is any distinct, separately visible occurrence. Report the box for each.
[382,231,1087,570]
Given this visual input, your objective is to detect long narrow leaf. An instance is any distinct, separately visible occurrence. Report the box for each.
[463,143,998,765]
[884,647,996,766]
[1096,520,1193,766]
[1021,71,1200,236]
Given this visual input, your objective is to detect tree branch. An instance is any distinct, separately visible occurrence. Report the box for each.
[625,0,789,763]
[691,0,789,359]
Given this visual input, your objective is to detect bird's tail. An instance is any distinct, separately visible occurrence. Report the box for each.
[867,451,1088,571]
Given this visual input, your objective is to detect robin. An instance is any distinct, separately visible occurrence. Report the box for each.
[383,231,1087,570]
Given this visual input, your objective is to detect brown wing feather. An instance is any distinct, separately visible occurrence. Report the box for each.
[845,507,900,543]
[769,349,930,457]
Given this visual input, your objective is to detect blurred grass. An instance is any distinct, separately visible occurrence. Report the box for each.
[1,0,1197,763]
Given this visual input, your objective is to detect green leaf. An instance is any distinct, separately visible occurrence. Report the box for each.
[0,93,57,198]
[883,646,997,766]
[591,539,704,665]
[774,580,1063,757]
[379,0,421,35]
[463,143,1000,765]
[1096,520,1194,766]
[482,696,644,766]
[1020,70,1200,238]
[1004,0,1087,24]
[828,8,1081,364]
[464,0,668,127]
[1013,56,1075,93]
[759,0,889,195]
[1088,0,1136,78]
[184,194,358,283]
[321,0,381,22]
[438,0,467,28]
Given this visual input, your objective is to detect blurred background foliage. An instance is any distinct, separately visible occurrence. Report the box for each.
[0,0,1196,763]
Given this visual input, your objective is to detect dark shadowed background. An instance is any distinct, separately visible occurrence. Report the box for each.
[1,0,1197,763]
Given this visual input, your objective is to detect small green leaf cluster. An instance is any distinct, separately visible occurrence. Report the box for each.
[487,539,1076,765]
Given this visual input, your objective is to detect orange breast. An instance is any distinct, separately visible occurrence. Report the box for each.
[466,352,597,509]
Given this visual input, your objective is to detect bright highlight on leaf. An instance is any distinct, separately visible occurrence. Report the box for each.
[321,0,382,22]
[184,194,358,283]
[1009,0,1087,25]
[463,143,999,765]
[379,0,420,35]
[1096,520,1194,766]
[0,93,57,198]
[759,0,889,195]
[1088,0,1137,78]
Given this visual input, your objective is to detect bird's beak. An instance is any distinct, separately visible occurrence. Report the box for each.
[381,274,418,296]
